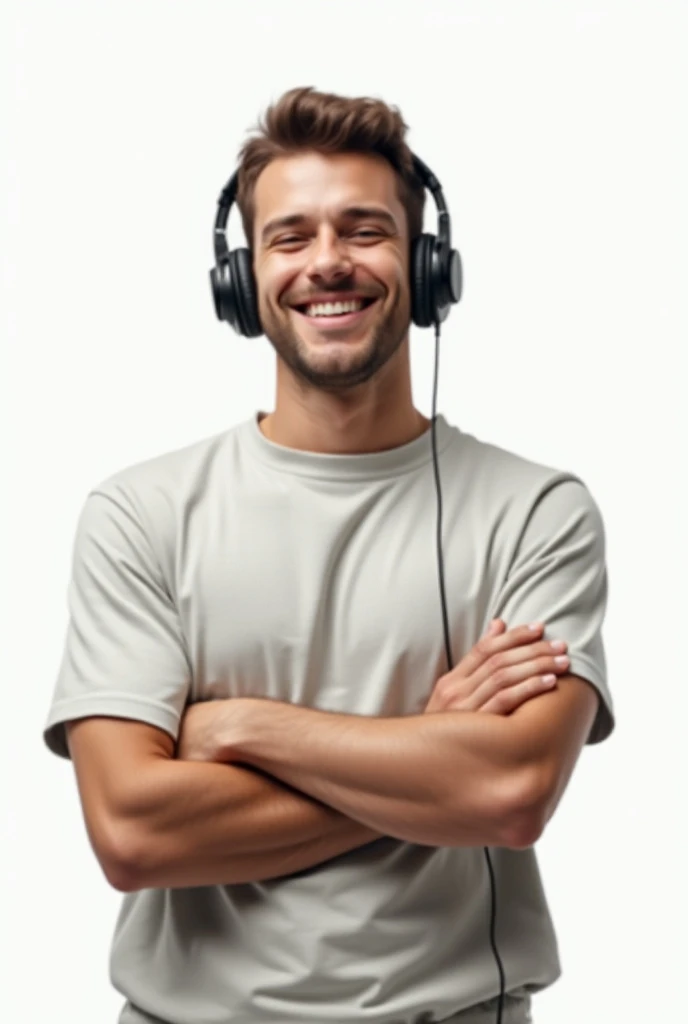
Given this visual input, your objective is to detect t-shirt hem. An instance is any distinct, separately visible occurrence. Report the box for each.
[566,654,614,744]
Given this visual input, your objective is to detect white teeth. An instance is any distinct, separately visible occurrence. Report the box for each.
[305,299,364,318]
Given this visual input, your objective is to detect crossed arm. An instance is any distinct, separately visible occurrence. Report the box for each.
[66,674,598,893]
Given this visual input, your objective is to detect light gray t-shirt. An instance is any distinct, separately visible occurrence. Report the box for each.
[43,411,614,1024]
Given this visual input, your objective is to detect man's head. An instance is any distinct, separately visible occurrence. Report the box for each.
[235,87,426,393]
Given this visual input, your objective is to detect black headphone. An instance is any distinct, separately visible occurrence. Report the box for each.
[209,152,462,335]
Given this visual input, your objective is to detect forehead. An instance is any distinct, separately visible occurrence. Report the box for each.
[253,151,405,232]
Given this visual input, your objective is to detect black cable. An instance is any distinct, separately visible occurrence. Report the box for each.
[429,321,506,1024]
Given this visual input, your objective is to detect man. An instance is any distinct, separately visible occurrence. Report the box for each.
[43,86,614,1024]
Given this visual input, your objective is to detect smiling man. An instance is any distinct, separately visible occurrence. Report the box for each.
[43,87,614,1024]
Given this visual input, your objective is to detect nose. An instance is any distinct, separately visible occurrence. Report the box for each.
[306,228,353,285]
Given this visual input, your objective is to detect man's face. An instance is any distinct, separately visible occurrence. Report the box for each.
[252,151,411,392]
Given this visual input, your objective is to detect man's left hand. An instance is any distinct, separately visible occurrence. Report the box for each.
[176,698,251,762]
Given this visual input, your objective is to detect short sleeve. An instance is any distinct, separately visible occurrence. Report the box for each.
[493,476,614,744]
[43,489,192,760]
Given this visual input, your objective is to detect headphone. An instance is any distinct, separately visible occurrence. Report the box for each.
[209,154,508,1024]
[209,153,462,336]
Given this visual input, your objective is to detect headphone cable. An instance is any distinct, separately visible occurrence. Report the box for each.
[429,320,506,1024]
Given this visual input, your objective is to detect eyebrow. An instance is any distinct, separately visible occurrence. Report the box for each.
[260,206,399,243]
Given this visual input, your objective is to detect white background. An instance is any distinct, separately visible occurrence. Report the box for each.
[1,1,686,1022]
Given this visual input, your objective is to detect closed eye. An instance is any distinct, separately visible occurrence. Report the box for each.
[274,229,384,247]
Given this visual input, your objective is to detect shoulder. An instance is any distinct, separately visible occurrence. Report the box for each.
[72,421,247,579]
[87,421,244,525]
[450,424,601,518]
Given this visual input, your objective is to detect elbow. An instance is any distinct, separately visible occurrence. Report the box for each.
[440,771,545,850]
[104,862,138,894]
[105,856,142,894]
[502,808,545,851]
[99,818,150,893]
[501,766,551,850]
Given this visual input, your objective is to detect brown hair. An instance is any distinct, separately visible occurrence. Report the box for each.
[236,86,426,250]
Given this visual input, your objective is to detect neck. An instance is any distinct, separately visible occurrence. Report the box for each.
[259,405,431,455]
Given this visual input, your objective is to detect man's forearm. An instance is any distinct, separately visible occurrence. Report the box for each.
[122,759,383,892]
[228,701,535,848]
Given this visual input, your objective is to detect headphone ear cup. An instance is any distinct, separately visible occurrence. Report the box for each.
[210,260,235,324]
[411,233,435,328]
[230,248,262,337]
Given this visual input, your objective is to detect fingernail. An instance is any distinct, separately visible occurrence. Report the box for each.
[529,622,544,631]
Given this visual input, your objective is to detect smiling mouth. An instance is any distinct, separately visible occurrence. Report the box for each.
[290,296,376,315]
[291,297,379,332]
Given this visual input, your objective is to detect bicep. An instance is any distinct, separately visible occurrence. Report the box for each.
[494,476,613,746]
[44,489,192,762]
[508,674,600,828]
[66,716,174,886]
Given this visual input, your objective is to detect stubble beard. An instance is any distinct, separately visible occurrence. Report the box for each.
[261,295,410,394]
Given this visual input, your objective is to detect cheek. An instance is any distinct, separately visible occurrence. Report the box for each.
[259,260,303,311]
[255,279,283,320]
[369,251,408,292]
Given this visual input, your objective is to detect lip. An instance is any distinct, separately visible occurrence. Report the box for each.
[293,298,380,334]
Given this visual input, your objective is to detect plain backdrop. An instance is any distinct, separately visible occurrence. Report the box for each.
[1,2,686,1022]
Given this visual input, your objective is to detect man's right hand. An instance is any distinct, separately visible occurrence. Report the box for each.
[422,620,570,716]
